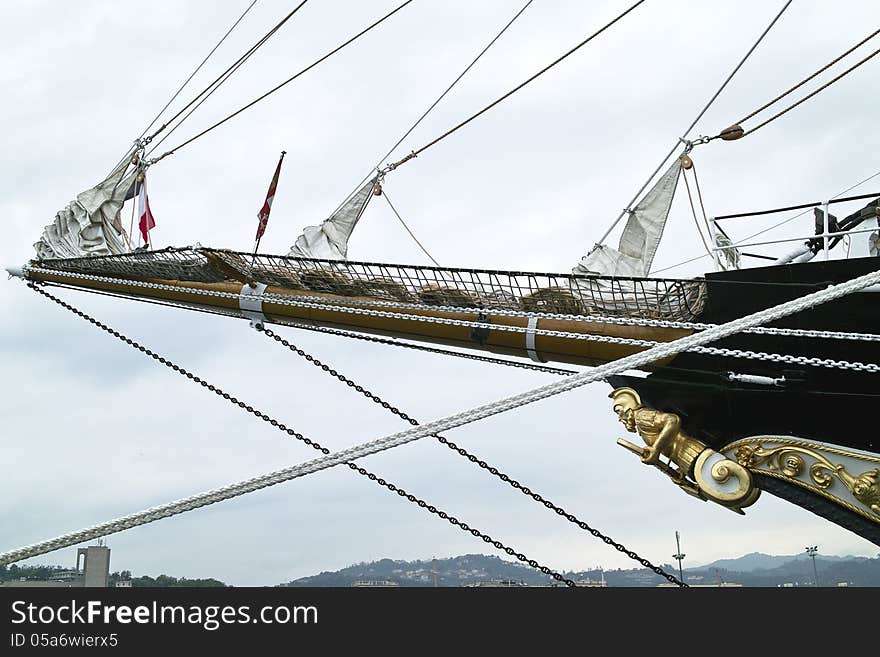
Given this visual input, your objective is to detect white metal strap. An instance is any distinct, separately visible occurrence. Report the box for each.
[526,316,545,362]
[240,282,268,326]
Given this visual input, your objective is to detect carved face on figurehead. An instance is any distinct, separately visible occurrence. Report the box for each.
[609,387,641,433]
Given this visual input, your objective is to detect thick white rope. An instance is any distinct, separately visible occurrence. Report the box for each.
[3,265,879,565]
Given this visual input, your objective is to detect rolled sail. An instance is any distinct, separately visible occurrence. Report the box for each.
[573,158,682,278]
[288,178,378,260]
[35,156,138,259]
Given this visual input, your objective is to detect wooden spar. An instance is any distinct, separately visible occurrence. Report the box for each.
[26,268,692,369]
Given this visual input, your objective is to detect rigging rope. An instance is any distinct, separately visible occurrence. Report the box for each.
[328,0,536,219]
[150,0,416,164]
[147,38,268,156]
[138,0,261,140]
[718,28,880,140]
[691,162,713,239]
[682,168,714,260]
[12,283,575,586]
[144,0,309,149]
[735,27,880,128]
[109,0,265,173]
[383,0,647,171]
[593,0,793,247]
[8,261,880,569]
[381,190,441,266]
[257,325,684,585]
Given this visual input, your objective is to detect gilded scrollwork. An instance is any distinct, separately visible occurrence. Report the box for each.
[725,438,880,522]
[607,390,880,523]
[842,469,880,515]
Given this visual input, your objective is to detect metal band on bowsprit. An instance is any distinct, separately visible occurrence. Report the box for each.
[240,282,268,327]
[526,316,546,363]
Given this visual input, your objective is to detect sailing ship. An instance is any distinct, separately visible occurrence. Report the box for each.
[4,1,880,577]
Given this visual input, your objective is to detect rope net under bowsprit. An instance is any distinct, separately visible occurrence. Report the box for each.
[33,247,707,322]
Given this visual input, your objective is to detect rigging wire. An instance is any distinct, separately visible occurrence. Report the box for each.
[326,0,536,219]
[21,282,575,586]
[150,0,417,164]
[257,325,685,585]
[381,191,441,267]
[145,0,309,149]
[147,39,268,156]
[734,26,880,129]
[138,0,261,140]
[383,0,646,171]
[650,169,880,274]
[593,0,793,247]
[108,0,265,174]
[730,43,880,139]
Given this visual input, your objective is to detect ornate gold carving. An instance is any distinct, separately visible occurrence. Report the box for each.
[850,470,880,515]
[609,387,759,512]
[725,438,880,522]
[694,451,755,504]
[610,388,703,472]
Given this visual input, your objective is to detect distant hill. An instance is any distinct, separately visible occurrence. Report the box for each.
[281,552,880,587]
[282,554,559,588]
[684,554,879,587]
[692,552,859,573]
[282,554,689,587]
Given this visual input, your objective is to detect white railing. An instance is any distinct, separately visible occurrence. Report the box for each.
[709,195,879,271]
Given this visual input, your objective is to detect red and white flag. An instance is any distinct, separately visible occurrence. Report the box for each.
[138,178,156,245]
[255,151,286,242]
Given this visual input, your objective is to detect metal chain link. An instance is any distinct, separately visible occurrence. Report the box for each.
[258,325,687,587]
[692,345,880,373]
[27,264,880,343]
[276,320,579,376]
[24,267,880,374]
[27,282,575,587]
[34,279,578,377]
[247,289,880,344]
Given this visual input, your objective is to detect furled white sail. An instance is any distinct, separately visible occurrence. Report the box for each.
[34,157,137,259]
[714,232,741,269]
[573,159,682,277]
[288,178,377,260]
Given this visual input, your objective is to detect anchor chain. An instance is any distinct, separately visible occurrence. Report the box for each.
[26,282,575,587]
[258,325,687,587]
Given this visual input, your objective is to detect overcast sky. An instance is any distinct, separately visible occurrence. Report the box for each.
[2,0,879,586]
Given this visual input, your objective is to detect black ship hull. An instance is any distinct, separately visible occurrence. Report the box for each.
[609,256,880,542]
